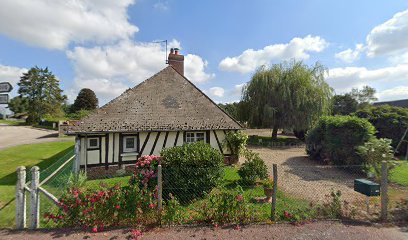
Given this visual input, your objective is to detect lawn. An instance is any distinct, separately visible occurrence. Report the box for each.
[247,135,304,147]
[390,162,408,186]
[0,141,75,228]
[0,119,27,126]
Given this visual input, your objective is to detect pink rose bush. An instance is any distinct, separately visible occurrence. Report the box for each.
[129,155,161,189]
[45,155,161,231]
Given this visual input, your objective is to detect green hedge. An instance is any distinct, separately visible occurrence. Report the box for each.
[306,115,376,165]
[160,142,224,203]
[354,105,408,155]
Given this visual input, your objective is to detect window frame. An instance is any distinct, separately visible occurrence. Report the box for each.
[185,131,206,143]
[123,135,138,153]
[87,137,100,149]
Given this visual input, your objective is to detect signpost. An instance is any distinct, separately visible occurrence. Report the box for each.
[0,82,13,93]
[0,82,13,119]
[0,94,9,104]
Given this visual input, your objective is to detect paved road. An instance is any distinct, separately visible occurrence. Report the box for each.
[0,125,72,150]
[1,221,407,240]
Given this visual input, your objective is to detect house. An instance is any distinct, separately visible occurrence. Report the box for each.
[66,48,242,174]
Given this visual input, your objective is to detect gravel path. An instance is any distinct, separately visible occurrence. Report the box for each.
[247,146,365,203]
[0,125,72,150]
[1,221,406,240]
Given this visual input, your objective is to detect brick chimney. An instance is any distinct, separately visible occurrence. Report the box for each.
[168,48,184,75]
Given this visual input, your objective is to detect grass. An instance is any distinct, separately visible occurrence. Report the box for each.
[390,162,408,186]
[0,119,27,126]
[0,141,75,228]
[247,135,304,147]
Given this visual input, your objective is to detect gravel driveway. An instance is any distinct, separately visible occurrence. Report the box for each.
[0,125,72,150]
[1,221,406,240]
[247,146,365,203]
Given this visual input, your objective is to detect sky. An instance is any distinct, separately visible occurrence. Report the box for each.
[0,0,408,108]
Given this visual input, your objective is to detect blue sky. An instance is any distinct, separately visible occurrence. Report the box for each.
[0,0,408,107]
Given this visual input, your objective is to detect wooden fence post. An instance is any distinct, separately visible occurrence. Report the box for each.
[73,137,80,173]
[157,165,163,212]
[16,166,26,229]
[380,161,388,221]
[30,166,40,229]
[271,164,278,221]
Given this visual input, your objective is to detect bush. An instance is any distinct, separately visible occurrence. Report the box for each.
[238,150,268,185]
[161,194,185,226]
[197,186,255,224]
[129,155,161,190]
[356,138,398,180]
[306,115,376,165]
[160,142,224,203]
[45,183,158,231]
[354,105,408,156]
[223,130,248,158]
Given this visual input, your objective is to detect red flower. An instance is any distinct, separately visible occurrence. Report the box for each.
[92,227,98,233]
[116,205,120,209]
[236,195,243,202]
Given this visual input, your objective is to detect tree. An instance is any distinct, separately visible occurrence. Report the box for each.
[71,88,98,112]
[218,101,250,124]
[18,66,67,123]
[8,96,29,114]
[350,85,377,108]
[242,60,333,139]
[331,94,358,115]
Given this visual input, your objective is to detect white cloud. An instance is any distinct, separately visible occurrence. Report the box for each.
[335,44,364,63]
[219,35,328,73]
[153,1,169,11]
[377,86,408,101]
[0,0,137,50]
[66,40,214,103]
[327,64,408,93]
[0,65,27,88]
[185,54,215,83]
[208,87,225,98]
[366,9,408,57]
[233,83,246,96]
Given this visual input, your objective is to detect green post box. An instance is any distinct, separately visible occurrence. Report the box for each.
[354,179,380,196]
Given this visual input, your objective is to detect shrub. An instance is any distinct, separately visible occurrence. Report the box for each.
[315,190,357,219]
[161,194,185,226]
[129,155,161,190]
[45,183,158,230]
[67,170,87,190]
[238,150,268,185]
[197,186,255,224]
[306,115,376,165]
[160,142,224,203]
[356,138,398,179]
[223,130,248,158]
[354,105,408,156]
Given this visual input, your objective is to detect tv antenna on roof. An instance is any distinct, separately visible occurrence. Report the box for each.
[153,40,168,64]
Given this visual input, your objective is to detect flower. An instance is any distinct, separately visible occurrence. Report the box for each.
[236,195,243,202]
[92,226,98,233]
[116,205,120,209]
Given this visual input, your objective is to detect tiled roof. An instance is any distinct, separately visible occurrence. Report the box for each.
[67,66,242,134]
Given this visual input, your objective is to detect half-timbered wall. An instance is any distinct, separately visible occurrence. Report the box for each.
[78,130,233,167]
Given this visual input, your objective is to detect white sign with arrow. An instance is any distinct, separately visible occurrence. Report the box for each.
[0,82,13,93]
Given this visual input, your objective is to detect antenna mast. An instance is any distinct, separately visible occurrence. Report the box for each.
[153,40,168,64]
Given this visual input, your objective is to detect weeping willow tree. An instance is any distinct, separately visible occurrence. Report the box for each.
[242,60,333,140]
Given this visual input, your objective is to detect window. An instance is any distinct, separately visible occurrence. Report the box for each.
[87,137,99,149]
[123,136,138,152]
[185,132,205,143]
